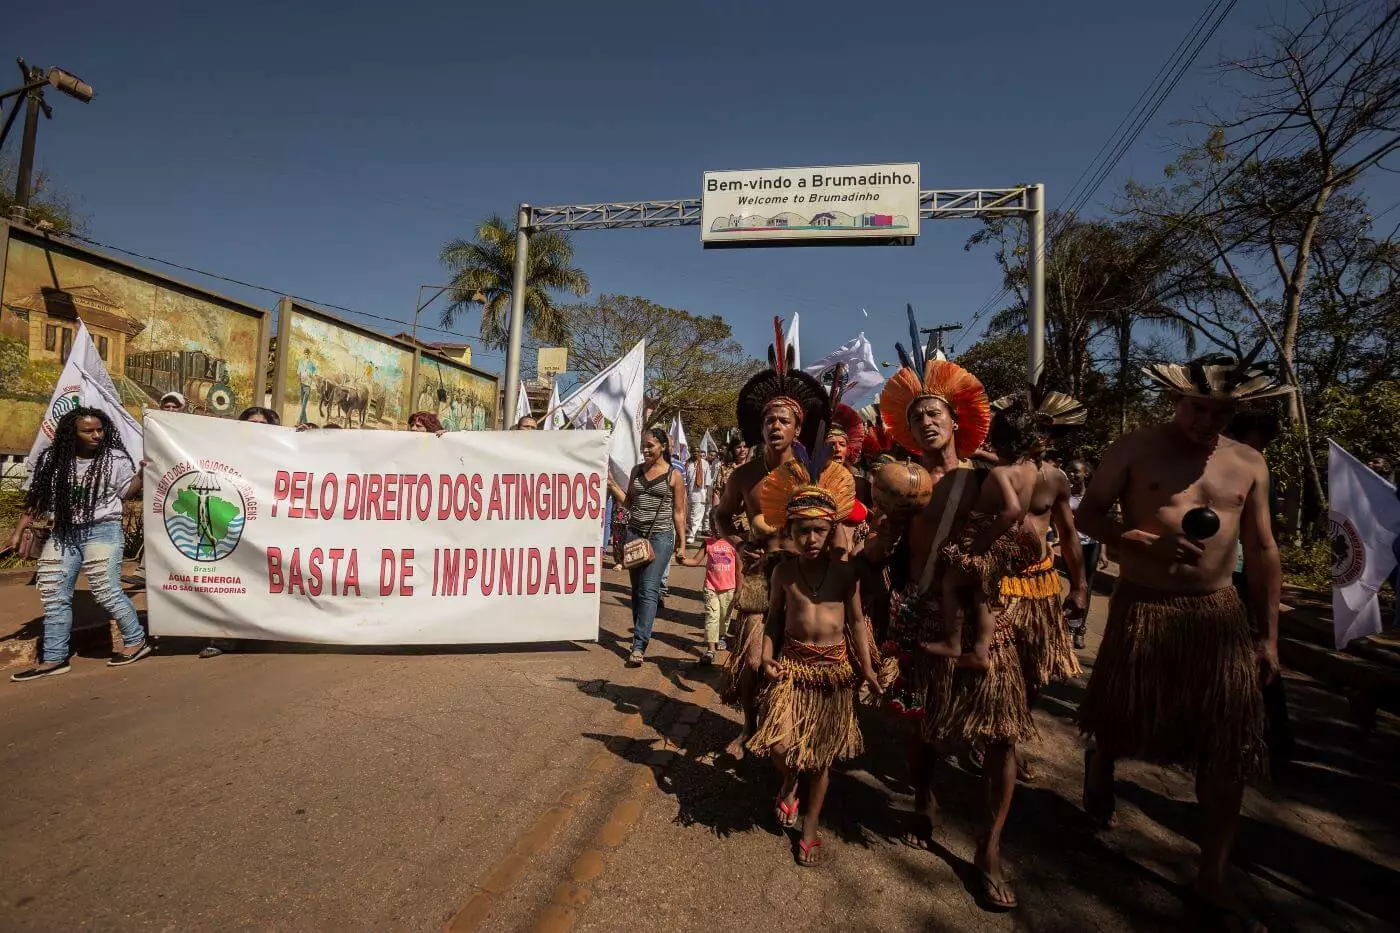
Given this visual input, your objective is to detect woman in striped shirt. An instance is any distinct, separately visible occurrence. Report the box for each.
[608,428,688,666]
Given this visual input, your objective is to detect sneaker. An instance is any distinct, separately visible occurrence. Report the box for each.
[108,641,153,667]
[699,650,716,666]
[198,643,224,659]
[11,661,71,683]
[626,650,644,667]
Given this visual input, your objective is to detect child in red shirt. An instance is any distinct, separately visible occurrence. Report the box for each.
[681,523,737,665]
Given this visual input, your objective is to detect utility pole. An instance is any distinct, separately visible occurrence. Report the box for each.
[919,323,962,360]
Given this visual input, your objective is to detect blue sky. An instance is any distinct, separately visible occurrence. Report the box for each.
[9,0,1392,392]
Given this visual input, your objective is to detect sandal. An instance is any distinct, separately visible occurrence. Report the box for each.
[978,870,1017,910]
[796,837,822,867]
[626,650,644,667]
[1017,754,1037,783]
[1083,747,1118,830]
[774,793,799,828]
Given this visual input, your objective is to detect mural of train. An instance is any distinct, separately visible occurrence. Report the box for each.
[125,349,237,414]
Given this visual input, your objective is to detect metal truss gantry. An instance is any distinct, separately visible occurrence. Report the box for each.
[529,187,1032,232]
[501,186,1045,427]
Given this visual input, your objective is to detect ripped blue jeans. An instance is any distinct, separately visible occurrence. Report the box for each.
[36,520,144,664]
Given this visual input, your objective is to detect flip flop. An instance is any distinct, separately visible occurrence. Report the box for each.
[774,794,799,828]
[796,837,822,867]
[1017,754,1037,783]
[979,871,1017,910]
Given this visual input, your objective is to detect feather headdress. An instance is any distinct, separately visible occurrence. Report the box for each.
[1142,342,1294,401]
[991,371,1088,429]
[757,448,857,528]
[736,316,829,450]
[818,363,865,466]
[879,309,991,459]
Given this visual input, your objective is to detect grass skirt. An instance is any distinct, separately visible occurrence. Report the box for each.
[747,641,863,771]
[1003,556,1081,690]
[921,612,1037,748]
[1079,582,1266,781]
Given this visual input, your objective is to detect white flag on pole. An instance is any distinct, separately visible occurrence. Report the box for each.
[803,332,886,408]
[784,313,801,369]
[668,414,689,471]
[25,321,143,484]
[698,429,716,454]
[514,381,532,424]
[1328,440,1400,649]
[555,340,646,486]
[544,379,564,430]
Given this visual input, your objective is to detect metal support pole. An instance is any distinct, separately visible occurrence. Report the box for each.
[13,83,41,210]
[1026,182,1046,383]
[502,203,531,429]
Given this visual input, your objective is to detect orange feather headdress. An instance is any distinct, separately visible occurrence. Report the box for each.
[758,458,856,528]
[879,359,991,459]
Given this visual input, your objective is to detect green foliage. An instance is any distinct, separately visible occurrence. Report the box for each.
[439,215,590,350]
[0,335,27,390]
[1280,541,1332,592]
[0,157,84,234]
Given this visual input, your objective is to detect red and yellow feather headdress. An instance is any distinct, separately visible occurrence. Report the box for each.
[879,359,991,459]
[757,457,856,527]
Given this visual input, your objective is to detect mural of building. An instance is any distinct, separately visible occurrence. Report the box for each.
[0,223,268,454]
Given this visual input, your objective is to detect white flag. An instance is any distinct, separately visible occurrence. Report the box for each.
[514,381,532,424]
[803,332,886,408]
[698,429,716,454]
[668,414,689,472]
[784,313,801,369]
[25,321,143,483]
[544,379,563,430]
[556,340,646,486]
[1329,440,1400,649]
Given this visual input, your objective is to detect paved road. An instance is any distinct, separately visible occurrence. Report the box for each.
[0,565,1396,931]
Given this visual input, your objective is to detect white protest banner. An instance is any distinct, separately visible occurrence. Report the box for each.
[26,321,143,481]
[544,379,563,430]
[804,333,886,409]
[702,163,920,245]
[143,412,608,645]
[1329,440,1400,649]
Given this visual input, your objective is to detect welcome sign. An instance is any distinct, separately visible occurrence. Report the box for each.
[143,412,608,645]
[701,162,921,245]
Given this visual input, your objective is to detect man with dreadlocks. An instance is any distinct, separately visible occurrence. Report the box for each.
[8,408,151,682]
[1077,348,1286,929]
[714,318,829,749]
[747,445,882,867]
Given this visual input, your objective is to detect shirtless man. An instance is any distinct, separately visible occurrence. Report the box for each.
[1077,352,1286,928]
[871,356,1038,908]
[713,340,828,743]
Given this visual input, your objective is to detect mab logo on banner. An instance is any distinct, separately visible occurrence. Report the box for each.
[154,461,258,562]
[40,384,83,440]
[1330,512,1366,587]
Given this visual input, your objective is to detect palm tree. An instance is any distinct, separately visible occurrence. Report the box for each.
[439,215,590,350]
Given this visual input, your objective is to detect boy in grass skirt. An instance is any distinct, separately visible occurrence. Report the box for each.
[746,448,882,866]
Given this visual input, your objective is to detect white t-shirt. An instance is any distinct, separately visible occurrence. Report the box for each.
[1068,494,1096,545]
[66,453,137,524]
[685,460,711,496]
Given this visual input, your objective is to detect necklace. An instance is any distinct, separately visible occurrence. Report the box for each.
[797,559,829,597]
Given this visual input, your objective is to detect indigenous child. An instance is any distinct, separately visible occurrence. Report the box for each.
[679,519,738,665]
[746,449,882,867]
[926,400,1043,671]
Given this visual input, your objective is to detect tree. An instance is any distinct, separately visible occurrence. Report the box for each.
[0,155,84,234]
[563,295,757,435]
[439,215,589,350]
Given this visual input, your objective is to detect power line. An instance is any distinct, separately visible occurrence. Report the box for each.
[962,0,1238,339]
[59,231,535,363]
